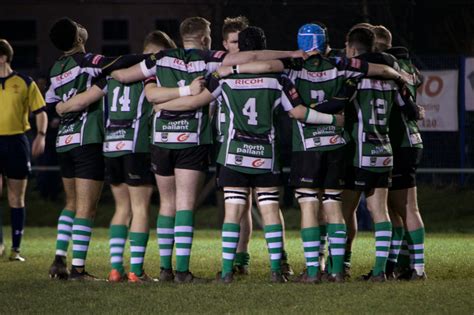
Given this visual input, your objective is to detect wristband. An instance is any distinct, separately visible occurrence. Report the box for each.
[232,65,240,74]
[178,85,191,97]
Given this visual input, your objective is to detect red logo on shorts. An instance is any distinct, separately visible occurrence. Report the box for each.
[115,142,126,150]
[65,135,74,144]
[252,159,265,168]
[383,157,392,166]
[177,133,190,142]
[329,136,340,144]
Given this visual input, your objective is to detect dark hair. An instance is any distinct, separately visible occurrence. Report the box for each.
[49,17,78,51]
[346,27,374,53]
[238,26,266,51]
[143,30,177,50]
[180,17,211,38]
[0,39,13,63]
[222,16,249,40]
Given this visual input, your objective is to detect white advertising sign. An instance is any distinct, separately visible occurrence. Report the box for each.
[416,70,458,131]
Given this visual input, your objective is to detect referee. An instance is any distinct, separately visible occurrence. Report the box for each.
[0,39,47,261]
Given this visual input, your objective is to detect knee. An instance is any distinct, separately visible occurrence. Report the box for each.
[294,188,318,205]
[8,194,24,208]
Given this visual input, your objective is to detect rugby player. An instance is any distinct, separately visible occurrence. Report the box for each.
[341,27,421,281]
[46,17,147,280]
[214,22,407,282]
[152,26,346,283]
[111,16,308,283]
[0,39,47,261]
[56,31,178,283]
[372,25,426,280]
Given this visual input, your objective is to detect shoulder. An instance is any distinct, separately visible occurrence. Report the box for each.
[13,71,33,87]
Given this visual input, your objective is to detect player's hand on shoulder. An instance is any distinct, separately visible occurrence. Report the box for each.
[291,50,309,60]
[190,76,205,96]
[56,102,66,117]
[217,66,232,78]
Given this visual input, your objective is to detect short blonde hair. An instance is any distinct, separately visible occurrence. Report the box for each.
[180,17,211,38]
[372,25,392,51]
[222,16,249,40]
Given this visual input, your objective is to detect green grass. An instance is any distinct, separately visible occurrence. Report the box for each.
[1,228,474,314]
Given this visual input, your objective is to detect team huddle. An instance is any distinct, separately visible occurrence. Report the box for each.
[43,15,426,283]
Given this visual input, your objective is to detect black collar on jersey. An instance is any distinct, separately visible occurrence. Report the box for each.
[0,71,17,90]
[385,47,410,60]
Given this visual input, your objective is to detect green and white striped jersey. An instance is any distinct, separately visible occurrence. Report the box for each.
[285,55,368,152]
[387,47,423,149]
[208,73,303,175]
[346,77,401,173]
[140,49,227,149]
[96,78,152,157]
[46,53,109,152]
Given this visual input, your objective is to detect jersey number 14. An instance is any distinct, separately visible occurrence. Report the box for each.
[110,86,131,112]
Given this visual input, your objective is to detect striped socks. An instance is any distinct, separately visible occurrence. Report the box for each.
[157,215,175,270]
[373,221,392,276]
[55,209,75,257]
[175,210,194,273]
[130,232,149,276]
[109,225,127,274]
[388,226,405,265]
[72,218,93,268]
[264,224,283,273]
[222,223,240,277]
[301,227,320,277]
[327,223,347,274]
[407,227,425,275]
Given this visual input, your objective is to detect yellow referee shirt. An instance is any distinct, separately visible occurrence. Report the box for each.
[0,71,46,135]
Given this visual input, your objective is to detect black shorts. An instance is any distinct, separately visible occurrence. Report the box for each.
[346,167,392,191]
[58,144,104,181]
[217,165,282,188]
[0,134,31,180]
[150,145,210,176]
[105,153,154,186]
[289,148,345,189]
[390,147,423,191]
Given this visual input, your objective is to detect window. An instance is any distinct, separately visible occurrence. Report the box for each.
[102,20,128,40]
[155,19,180,41]
[0,20,36,40]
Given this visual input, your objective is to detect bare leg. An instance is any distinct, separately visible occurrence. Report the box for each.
[110,184,132,226]
[129,185,153,233]
[342,189,362,254]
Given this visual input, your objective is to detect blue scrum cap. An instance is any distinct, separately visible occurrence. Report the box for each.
[297,23,327,53]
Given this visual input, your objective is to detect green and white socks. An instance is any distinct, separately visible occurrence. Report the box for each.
[130,232,149,276]
[221,223,240,277]
[157,215,175,270]
[388,226,405,268]
[109,225,128,274]
[175,210,194,273]
[72,218,93,269]
[327,223,347,274]
[407,227,425,275]
[373,221,393,276]
[301,227,320,277]
[264,224,283,273]
[55,209,75,257]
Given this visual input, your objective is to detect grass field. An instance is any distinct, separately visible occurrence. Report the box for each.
[1,228,473,314]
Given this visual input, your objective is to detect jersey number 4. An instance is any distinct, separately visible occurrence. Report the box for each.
[243,98,258,125]
[111,86,131,112]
